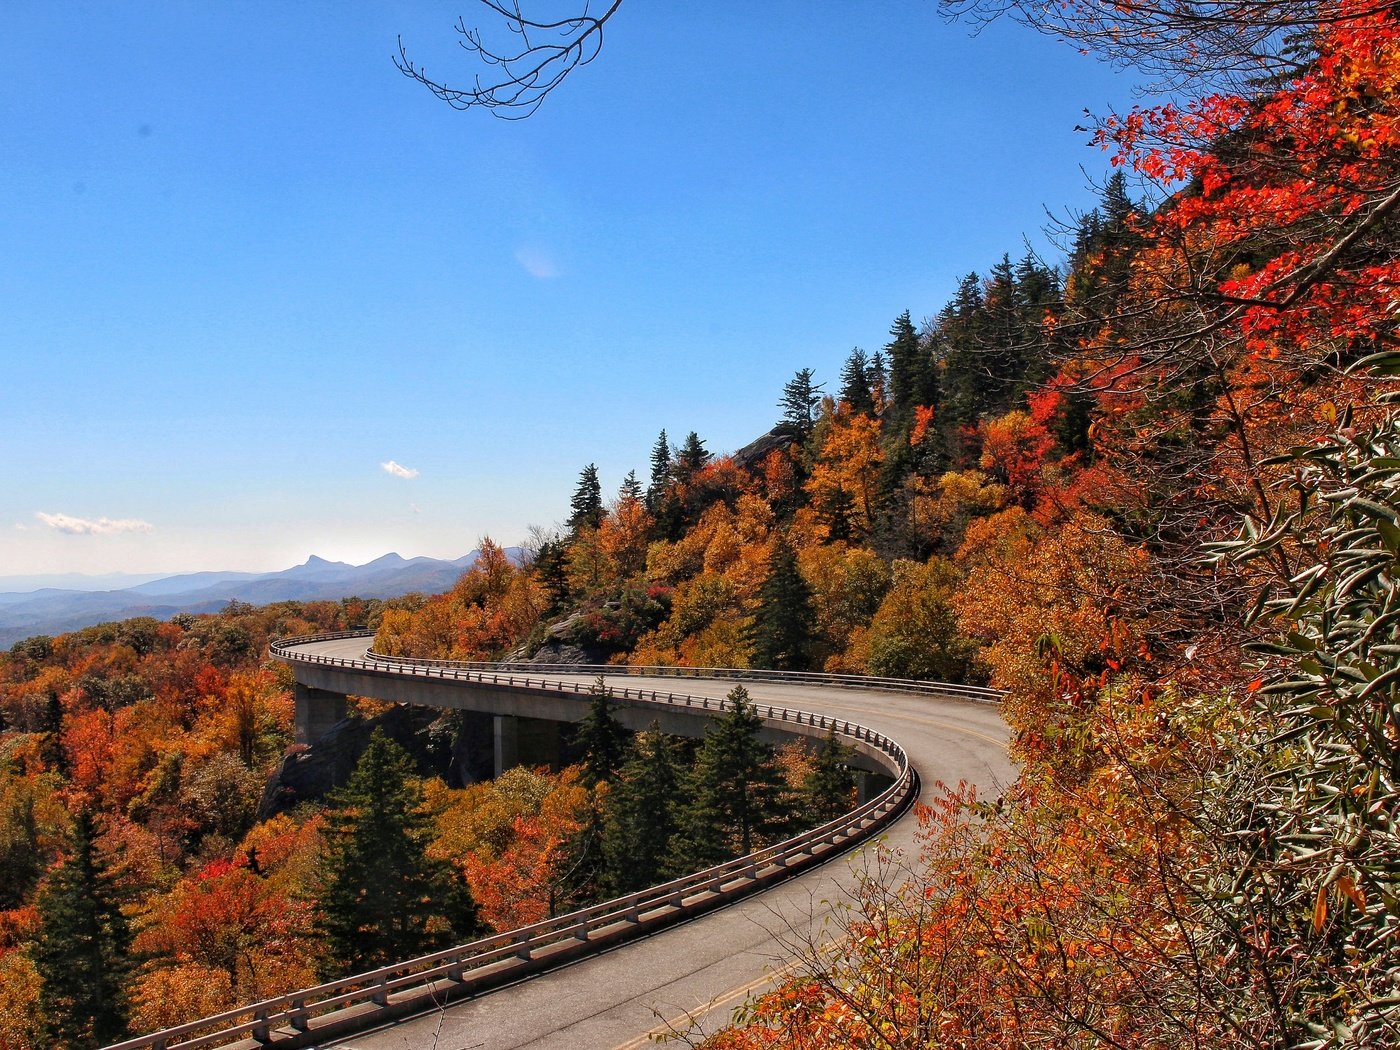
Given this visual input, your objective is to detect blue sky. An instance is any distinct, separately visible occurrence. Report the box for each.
[2,2,1133,578]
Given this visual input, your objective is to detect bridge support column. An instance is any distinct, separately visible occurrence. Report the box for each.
[493,715,563,777]
[294,684,347,744]
[855,771,893,805]
[856,771,875,805]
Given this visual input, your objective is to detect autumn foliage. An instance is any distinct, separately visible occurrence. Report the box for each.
[2,3,1396,1045]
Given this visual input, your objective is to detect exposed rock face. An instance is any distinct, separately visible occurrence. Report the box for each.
[257,704,495,818]
[526,639,601,665]
[504,610,611,665]
[731,427,794,471]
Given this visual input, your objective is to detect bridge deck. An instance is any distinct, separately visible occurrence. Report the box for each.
[285,637,1012,1050]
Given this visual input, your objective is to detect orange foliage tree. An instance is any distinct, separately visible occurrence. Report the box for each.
[131,858,318,1029]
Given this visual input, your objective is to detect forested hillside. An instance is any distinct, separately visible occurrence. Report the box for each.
[2,0,1396,1046]
[0,602,852,1045]
[378,0,1400,1045]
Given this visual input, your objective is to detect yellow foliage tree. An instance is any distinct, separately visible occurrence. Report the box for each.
[0,949,41,1050]
[906,469,1010,553]
[804,409,884,537]
[796,543,891,671]
[953,511,1155,758]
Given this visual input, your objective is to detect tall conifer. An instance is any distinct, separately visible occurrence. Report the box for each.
[884,311,932,423]
[776,368,825,442]
[746,535,817,672]
[602,727,681,894]
[316,730,476,975]
[645,429,671,512]
[574,676,629,787]
[674,432,710,483]
[803,731,858,823]
[838,348,875,415]
[567,464,604,532]
[668,686,790,870]
[32,810,129,1048]
[618,469,643,503]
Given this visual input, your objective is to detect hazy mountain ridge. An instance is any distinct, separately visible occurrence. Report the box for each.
[0,552,489,647]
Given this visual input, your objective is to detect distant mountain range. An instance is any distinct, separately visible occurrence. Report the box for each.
[0,552,491,648]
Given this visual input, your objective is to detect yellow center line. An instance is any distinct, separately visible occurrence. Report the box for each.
[610,961,801,1050]
[887,712,1008,750]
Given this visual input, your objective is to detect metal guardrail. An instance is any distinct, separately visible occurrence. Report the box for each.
[106,632,924,1050]
[356,637,1004,706]
[266,628,1001,704]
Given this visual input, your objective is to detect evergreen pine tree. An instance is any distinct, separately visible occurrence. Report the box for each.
[316,729,477,975]
[556,802,607,910]
[1102,169,1135,229]
[645,429,671,513]
[39,691,66,774]
[673,432,710,484]
[871,434,921,559]
[618,469,643,503]
[601,726,681,894]
[557,681,631,907]
[977,254,1029,415]
[1012,251,1061,397]
[936,272,990,457]
[816,487,856,543]
[746,535,817,672]
[884,311,933,423]
[667,686,790,871]
[1067,174,1141,307]
[567,463,604,533]
[532,536,571,614]
[573,676,629,787]
[1014,251,1059,320]
[838,348,875,415]
[775,368,825,442]
[803,731,857,824]
[866,350,888,411]
[32,810,130,1048]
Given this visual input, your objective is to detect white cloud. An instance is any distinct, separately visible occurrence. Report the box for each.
[35,512,155,536]
[381,460,420,479]
[514,245,561,280]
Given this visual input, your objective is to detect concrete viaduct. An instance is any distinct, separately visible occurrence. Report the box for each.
[106,632,1013,1050]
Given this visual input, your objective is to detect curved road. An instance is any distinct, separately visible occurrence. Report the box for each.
[290,637,1014,1050]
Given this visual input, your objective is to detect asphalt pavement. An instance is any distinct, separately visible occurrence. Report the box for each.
[294,638,1013,1050]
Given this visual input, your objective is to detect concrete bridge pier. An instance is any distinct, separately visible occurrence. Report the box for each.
[855,770,892,805]
[294,684,347,744]
[493,715,564,777]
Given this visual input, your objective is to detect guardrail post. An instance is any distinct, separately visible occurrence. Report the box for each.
[289,997,310,1031]
[251,1008,270,1042]
[371,973,390,1006]
[515,932,533,960]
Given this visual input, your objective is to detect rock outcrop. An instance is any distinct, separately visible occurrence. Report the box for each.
[258,705,495,818]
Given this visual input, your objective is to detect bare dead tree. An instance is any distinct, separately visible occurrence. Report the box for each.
[395,0,624,118]
[938,0,1395,94]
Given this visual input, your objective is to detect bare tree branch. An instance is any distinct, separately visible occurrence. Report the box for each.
[396,0,624,118]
